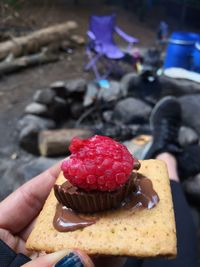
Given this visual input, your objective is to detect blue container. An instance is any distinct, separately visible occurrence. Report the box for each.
[164,32,199,69]
[193,41,200,73]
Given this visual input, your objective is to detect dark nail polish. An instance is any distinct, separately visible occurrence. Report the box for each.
[55,252,84,267]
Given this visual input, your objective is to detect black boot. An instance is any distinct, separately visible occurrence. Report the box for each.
[144,96,182,159]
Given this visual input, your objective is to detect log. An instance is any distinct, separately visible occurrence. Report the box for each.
[70,34,85,45]
[0,21,77,61]
[39,128,94,157]
[0,49,58,75]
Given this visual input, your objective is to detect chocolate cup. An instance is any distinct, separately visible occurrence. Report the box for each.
[54,173,136,213]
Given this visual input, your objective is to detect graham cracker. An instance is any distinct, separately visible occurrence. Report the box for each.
[26,160,177,258]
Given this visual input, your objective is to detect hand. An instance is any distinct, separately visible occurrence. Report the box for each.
[0,162,61,256]
[0,162,126,267]
[0,162,94,266]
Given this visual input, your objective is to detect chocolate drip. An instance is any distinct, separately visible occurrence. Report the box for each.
[123,173,159,210]
[53,204,96,232]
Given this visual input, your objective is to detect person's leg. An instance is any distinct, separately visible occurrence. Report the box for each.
[145,96,200,181]
[125,97,198,267]
[157,153,179,182]
[141,153,198,267]
[123,258,142,267]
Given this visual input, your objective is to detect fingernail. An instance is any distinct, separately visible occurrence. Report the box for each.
[55,252,84,267]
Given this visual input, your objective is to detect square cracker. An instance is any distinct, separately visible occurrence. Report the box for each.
[26,160,177,257]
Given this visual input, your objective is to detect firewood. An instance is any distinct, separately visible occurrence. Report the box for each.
[0,21,77,61]
[70,34,85,45]
[0,49,58,75]
[39,129,93,157]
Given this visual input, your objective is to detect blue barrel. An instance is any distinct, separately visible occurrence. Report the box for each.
[193,41,200,73]
[164,32,199,69]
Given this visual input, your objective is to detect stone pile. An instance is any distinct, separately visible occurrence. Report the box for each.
[18,73,200,156]
[18,78,90,154]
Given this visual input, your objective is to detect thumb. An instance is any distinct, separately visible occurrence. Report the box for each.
[22,250,95,267]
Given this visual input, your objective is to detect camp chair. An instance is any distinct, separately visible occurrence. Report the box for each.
[84,14,138,80]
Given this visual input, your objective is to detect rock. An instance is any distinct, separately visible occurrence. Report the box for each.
[33,88,55,105]
[51,96,69,121]
[128,124,151,136]
[18,115,55,130]
[113,97,152,124]
[19,124,40,154]
[17,157,60,181]
[50,81,67,99]
[178,126,199,147]
[25,102,48,116]
[160,75,200,96]
[18,115,55,154]
[183,174,200,205]
[136,124,152,135]
[65,78,86,95]
[0,157,59,201]
[102,110,113,122]
[120,72,140,97]
[97,81,121,103]
[83,81,98,107]
[0,159,22,200]
[95,123,132,140]
[118,124,133,140]
[128,124,141,136]
[120,72,161,105]
[178,94,200,135]
[136,72,161,105]
[70,102,84,119]
[0,159,10,179]
[101,124,121,138]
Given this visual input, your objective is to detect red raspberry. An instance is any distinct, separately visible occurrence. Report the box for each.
[61,135,134,192]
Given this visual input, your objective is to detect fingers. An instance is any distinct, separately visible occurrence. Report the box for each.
[74,250,95,267]
[0,228,29,255]
[19,218,37,241]
[22,250,94,267]
[0,161,61,234]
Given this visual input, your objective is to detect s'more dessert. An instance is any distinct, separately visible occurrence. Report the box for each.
[26,135,177,258]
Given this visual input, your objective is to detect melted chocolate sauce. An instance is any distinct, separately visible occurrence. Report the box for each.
[53,172,159,232]
[53,204,96,232]
[123,173,159,210]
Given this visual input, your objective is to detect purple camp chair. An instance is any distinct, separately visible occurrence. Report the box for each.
[84,14,138,80]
